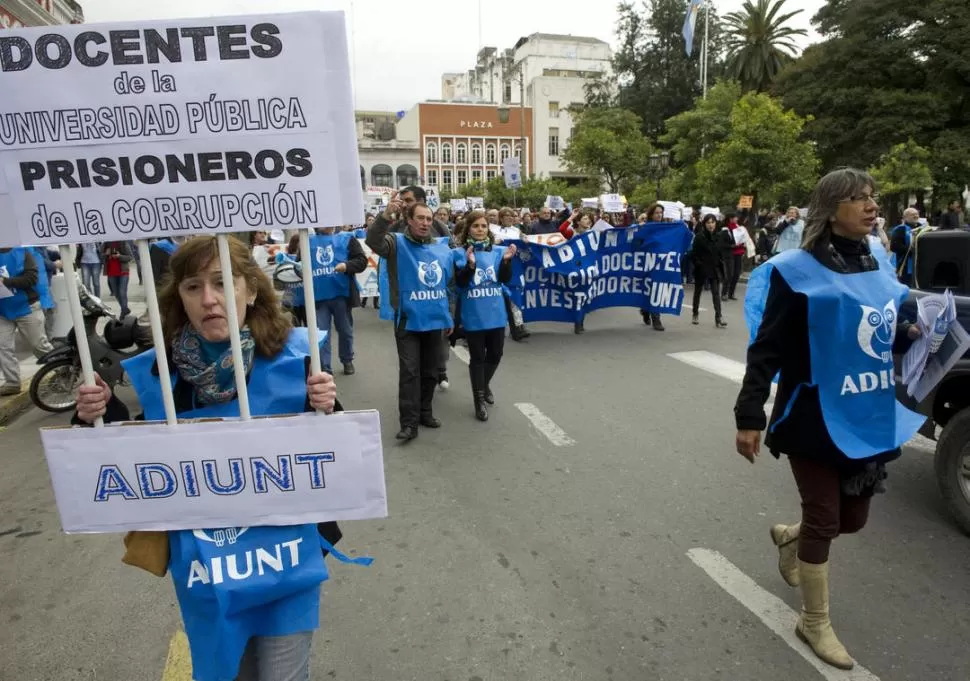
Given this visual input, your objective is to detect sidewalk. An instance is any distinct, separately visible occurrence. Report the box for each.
[0,275,148,426]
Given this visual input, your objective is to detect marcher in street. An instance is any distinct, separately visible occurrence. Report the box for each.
[940,199,964,230]
[639,203,666,331]
[492,207,531,342]
[735,168,925,671]
[367,194,459,442]
[75,242,103,297]
[890,208,920,286]
[0,247,54,395]
[690,214,728,328]
[558,209,593,239]
[773,206,804,254]
[103,241,134,318]
[74,236,359,681]
[720,213,750,301]
[528,206,559,235]
[453,211,515,421]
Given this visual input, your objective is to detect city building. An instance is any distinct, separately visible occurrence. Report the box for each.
[441,33,612,181]
[355,110,421,192]
[396,102,533,194]
[1,0,84,28]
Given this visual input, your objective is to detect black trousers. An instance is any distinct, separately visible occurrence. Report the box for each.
[466,328,505,391]
[725,254,743,298]
[692,276,723,318]
[395,327,443,427]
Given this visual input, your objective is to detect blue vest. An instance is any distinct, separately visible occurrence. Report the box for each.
[31,248,54,310]
[298,232,352,302]
[121,328,368,681]
[889,224,914,275]
[0,248,33,320]
[353,228,366,239]
[756,246,925,459]
[393,234,455,331]
[154,239,178,255]
[459,247,508,332]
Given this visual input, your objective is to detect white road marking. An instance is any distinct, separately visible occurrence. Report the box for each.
[514,403,576,446]
[687,548,881,681]
[451,345,470,365]
[669,351,933,451]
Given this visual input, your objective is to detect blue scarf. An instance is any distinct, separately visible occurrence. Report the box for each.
[171,325,256,405]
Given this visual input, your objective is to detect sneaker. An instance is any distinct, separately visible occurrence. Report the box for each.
[438,379,450,391]
[343,362,355,376]
[0,384,21,397]
[395,426,418,442]
[692,314,699,325]
[716,318,728,329]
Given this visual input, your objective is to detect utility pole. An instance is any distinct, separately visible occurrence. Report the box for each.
[702,0,710,98]
[519,66,526,177]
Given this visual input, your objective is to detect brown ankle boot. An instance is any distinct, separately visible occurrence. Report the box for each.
[769,522,800,587]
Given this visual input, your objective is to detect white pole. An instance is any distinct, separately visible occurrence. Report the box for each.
[135,240,177,425]
[215,234,251,421]
[298,229,324,385]
[702,0,711,98]
[58,245,102,427]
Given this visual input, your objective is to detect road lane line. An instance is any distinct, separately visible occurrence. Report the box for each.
[161,631,191,681]
[668,351,935,451]
[687,548,881,681]
[515,403,576,446]
[451,345,470,365]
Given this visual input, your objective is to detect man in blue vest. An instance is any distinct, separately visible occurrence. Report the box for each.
[306,226,368,375]
[0,247,54,395]
[367,193,458,442]
[889,208,919,285]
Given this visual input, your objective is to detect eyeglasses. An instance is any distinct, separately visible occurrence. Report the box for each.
[840,193,880,204]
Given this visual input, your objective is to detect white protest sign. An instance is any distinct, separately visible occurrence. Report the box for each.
[450,197,467,213]
[503,156,521,188]
[41,411,387,533]
[423,186,439,210]
[0,12,362,246]
[581,197,599,209]
[468,196,485,210]
[355,239,379,298]
[590,219,613,233]
[658,200,684,221]
[545,195,564,211]
[700,205,720,219]
[600,193,624,213]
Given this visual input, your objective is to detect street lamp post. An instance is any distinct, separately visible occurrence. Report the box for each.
[496,61,526,178]
[648,151,671,200]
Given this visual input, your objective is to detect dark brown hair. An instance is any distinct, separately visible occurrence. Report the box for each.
[456,209,494,246]
[158,236,291,357]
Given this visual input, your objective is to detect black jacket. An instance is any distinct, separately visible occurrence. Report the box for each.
[734,234,913,469]
[690,228,724,282]
[0,248,40,305]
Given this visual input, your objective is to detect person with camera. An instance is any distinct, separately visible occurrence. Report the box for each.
[773,206,805,254]
[367,192,460,442]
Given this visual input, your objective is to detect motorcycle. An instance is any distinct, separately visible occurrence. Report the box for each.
[29,284,150,413]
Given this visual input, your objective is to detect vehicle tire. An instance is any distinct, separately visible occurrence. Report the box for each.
[935,407,970,536]
[29,358,81,413]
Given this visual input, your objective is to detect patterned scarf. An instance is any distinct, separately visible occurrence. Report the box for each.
[171,324,256,405]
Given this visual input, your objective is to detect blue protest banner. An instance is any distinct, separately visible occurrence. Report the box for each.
[507,222,693,323]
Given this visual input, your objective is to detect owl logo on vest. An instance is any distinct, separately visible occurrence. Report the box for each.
[417,260,443,288]
[857,300,897,362]
[517,249,532,263]
[473,266,496,286]
[315,245,335,267]
[193,527,249,547]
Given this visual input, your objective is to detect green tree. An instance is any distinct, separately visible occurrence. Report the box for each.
[562,107,652,193]
[723,0,807,92]
[694,92,818,211]
[868,139,933,224]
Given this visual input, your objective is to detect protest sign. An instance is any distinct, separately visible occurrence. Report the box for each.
[600,193,624,213]
[546,195,565,211]
[42,411,387,533]
[738,195,754,209]
[503,156,521,188]
[468,196,485,210]
[700,205,720,219]
[507,222,692,323]
[0,12,362,246]
[658,200,684,220]
[355,239,379,298]
[423,186,439,210]
[450,197,467,213]
[590,219,613,233]
[581,198,599,209]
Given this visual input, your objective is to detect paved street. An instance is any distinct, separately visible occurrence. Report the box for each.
[1,293,969,681]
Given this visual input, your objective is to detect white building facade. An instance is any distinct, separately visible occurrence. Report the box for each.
[0,0,83,29]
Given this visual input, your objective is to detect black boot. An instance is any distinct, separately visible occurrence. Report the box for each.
[574,321,585,334]
[482,363,498,405]
[395,425,418,442]
[651,313,665,331]
[716,317,728,329]
[473,391,489,421]
[692,313,699,325]
[640,310,650,325]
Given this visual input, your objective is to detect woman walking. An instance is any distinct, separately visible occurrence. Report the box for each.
[735,168,924,670]
[690,214,727,328]
[720,213,751,301]
[639,203,667,331]
[453,211,515,421]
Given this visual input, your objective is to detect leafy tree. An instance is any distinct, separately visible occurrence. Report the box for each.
[723,0,807,92]
[694,92,818,211]
[868,139,933,224]
[562,107,652,193]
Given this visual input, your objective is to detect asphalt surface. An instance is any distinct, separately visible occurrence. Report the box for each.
[1,294,969,681]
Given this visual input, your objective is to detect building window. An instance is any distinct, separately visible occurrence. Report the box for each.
[371,164,393,187]
[442,169,453,190]
[514,144,522,158]
[441,142,452,164]
[486,170,496,181]
[472,169,482,182]
[486,144,497,164]
[426,143,437,163]
[456,143,467,164]
[549,101,559,118]
[471,143,482,164]
[504,82,512,103]
[549,127,560,156]
[500,143,511,162]
[457,170,467,186]
[427,169,438,186]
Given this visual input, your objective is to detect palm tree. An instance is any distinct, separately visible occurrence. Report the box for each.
[723,0,808,92]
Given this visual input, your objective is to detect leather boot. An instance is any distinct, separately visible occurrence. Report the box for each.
[769,522,800,587]
[473,391,489,421]
[795,560,854,670]
[651,313,665,331]
[482,363,498,405]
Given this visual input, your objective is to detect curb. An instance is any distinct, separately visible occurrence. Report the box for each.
[0,383,33,428]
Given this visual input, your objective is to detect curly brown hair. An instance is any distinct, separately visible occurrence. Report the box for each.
[158,236,291,357]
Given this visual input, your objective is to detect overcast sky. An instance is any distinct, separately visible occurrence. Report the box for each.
[80,0,826,111]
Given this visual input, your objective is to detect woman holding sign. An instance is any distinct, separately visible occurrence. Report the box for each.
[74,236,368,681]
[639,203,667,332]
[735,169,924,671]
[453,211,516,421]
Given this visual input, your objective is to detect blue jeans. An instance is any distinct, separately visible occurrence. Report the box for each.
[80,263,101,297]
[235,631,313,681]
[107,274,130,317]
[315,297,354,372]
